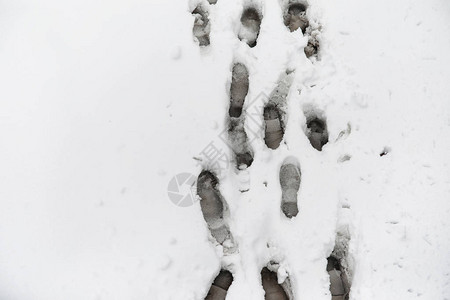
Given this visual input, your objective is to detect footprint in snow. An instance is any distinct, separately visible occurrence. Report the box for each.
[327,256,351,300]
[192,5,211,47]
[279,158,301,218]
[227,62,254,169]
[229,63,249,118]
[283,2,309,33]
[264,105,284,150]
[238,7,262,48]
[261,267,289,300]
[306,116,328,151]
[263,71,294,150]
[197,170,233,245]
[204,270,233,300]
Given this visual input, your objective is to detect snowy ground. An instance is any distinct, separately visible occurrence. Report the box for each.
[1,0,450,299]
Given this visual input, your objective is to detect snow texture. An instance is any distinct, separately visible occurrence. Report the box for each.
[0,0,450,299]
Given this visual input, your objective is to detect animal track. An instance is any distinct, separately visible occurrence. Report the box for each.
[279,158,301,218]
[197,171,233,245]
[205,270,233,300]
[238,7,262,47]
[303,107,328,151]
[283,2,309,33]
[261,267,289,300]
[192,5,211,47]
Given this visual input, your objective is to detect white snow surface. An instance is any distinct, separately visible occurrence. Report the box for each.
[1,0,450,299]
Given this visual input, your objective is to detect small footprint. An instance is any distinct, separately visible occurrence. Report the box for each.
[205,270,233,300]
[306,117,328,151]
[197,171,233,245]
[192,5,211,47]
[238,7,262,47]
[303,106,328,151]
[279,158,301,218]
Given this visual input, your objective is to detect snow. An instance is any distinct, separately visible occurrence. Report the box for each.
[0,0,450,299]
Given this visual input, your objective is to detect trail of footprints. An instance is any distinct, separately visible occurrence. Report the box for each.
[191,0,319,58]
[192,1,349,299]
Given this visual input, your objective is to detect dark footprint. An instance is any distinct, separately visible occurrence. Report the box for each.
[228,118,254,168]
[327,256,350,300]
[205,270,233,300]
[229,63,249,118]
[306,116,328,151]
[279,159,301,218]
[192,5,211,47]
[263,71,293,150]
[283,3,309,33]
[207,0,218,4]
[264,105,284,150]
[197,171,232,244]
[261,268,288,300]
[238,7,262,47]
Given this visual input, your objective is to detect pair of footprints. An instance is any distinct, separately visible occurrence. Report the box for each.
[197,163,299,300]
[192,1,319,58]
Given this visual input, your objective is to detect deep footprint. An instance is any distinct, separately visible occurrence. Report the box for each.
[229,63,249,118]
[228,118,254,168]
[205,270,233,300]
[283,3,309,33]
[327,256,350,300]
[227,62,253,169]
[192,5,211,47]
[305,115,328,151]
[279,158,301,218]
[197,171,232,244]
[238,7,262,47]
[264,105,284,150]
[263,71,293,150]
[261,268,289,300]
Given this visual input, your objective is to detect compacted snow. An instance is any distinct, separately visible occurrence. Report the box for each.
[1,0,450,299]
